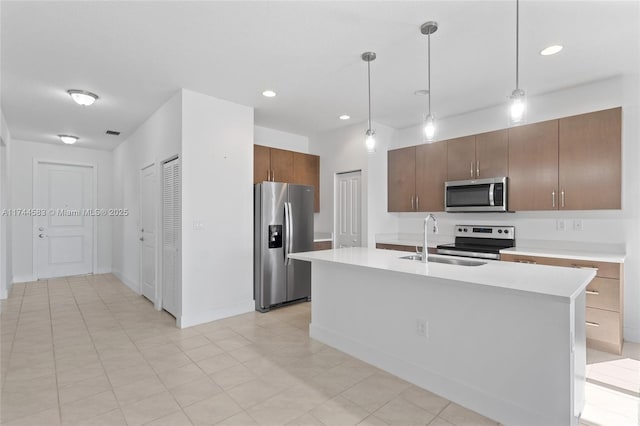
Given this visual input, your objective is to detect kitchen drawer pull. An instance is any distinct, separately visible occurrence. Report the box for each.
[515,260,537,264]
[571,264,596,269]
[586,290,600,295]
[586,321,600,327]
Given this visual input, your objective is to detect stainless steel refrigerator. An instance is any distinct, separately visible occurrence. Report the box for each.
[254,182,314,312]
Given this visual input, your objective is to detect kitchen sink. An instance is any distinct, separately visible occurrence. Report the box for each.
[399,254,486,267]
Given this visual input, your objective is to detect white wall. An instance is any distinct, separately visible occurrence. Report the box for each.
[10,140,113,282]
[254,125,309,153]
[112,91,182,292]
[0,110,13,298]
[309,121,398,247]
[179,89,254,328]
[392,76,640,342]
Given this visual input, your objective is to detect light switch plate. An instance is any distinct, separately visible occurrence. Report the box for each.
[556,219,566,231]
[573,219,583,231]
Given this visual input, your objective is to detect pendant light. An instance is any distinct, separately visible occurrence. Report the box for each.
[509,0,526,125]
[362,51,376,153]
[421,21,438,142]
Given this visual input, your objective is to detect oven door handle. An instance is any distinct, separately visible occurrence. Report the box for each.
[488,183,495,206]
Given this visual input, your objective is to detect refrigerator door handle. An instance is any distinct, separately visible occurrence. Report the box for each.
[288,202,294,263]
[284,202,291,265]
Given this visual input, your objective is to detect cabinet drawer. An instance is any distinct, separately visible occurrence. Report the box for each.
[500,254,620,279]
[586,277,621,312]
[585,308,621,346]
[547,258,620,279]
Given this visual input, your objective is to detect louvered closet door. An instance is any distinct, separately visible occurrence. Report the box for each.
[162,158,181,317]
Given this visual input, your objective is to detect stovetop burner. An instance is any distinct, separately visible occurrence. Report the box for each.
[436,225,515,260]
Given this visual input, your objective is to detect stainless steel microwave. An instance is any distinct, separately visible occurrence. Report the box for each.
[445,177,508,212]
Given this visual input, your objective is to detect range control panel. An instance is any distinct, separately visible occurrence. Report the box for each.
[453,225,515,240]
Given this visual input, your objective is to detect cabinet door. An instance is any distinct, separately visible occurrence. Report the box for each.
[559,107,621,210]
[475,129,508,179]
[254,144,271,184]
[270,148,294,183]
[446,136,476,181]
[416,142,447,212]
[293,152,320,212]
[508,120,559,211]
[388,147,416,212]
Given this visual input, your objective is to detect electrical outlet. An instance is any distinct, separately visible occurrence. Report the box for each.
[573,219,583,231]
[556,219,566,231]
[416,319,428,338]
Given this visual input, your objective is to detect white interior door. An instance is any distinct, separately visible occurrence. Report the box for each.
[335,171,362,248]
[35,162,93,279]
[140,164,156,302]
[162,158,180,317]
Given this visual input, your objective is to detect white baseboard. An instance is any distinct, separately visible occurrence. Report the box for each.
[95,267,112,275]
[112,270,140,294]
[13,274,34,283]
[178,299,254,329]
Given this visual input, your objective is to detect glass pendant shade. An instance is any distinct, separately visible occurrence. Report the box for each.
[509,88,526,125]
[423,114,436,142]
[365,128,376,153]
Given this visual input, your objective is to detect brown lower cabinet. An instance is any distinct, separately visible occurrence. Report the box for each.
[501,253,624,354]
[313,241,332,251]
[376,243,437,254]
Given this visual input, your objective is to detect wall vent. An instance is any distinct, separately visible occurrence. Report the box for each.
[106,130,121,136]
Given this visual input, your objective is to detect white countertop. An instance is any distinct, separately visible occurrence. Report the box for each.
[375,233,452,248]
[500,246,626,263]
[289,247,595,301]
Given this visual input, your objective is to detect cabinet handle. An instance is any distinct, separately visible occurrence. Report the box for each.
[586,290,600,295]
[515,260,537,264]
[267,170,271,181]
[561,190,565,208]
[470,161,474,178]
[416,196,419,211]
[411,196,415,210]
[552,191,556,208]
[586,321,600,327]
[476,161,480,178]
[571,264,596,269]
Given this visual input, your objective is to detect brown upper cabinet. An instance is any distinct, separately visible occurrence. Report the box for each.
[254,145,320,212]
[388,143,447,212]
[558,107,621,210]
[508,107,622,211]
[508,120,559,211]
[292,152,320,212]
[446,132,508,181]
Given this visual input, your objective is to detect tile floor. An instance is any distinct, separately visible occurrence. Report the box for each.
[0,274,637,426]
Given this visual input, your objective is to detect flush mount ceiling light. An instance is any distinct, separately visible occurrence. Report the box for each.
[67,89,98,106]
[362,51,377,153]
[58,134,79,144]
[421,21,438,142]
[339,115,351,120]
[540,44,563,56]
[262,90,277,98]
[508,0,526,125]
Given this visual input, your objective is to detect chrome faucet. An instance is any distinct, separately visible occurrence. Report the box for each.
[422,213,438,262]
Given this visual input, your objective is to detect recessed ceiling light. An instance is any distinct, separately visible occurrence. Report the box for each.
[262,90,277,98]
[58,134,79,144]
[67,89,99,106]
[414,89,429,96]
[540,45,563,56]
[339,115,350,120]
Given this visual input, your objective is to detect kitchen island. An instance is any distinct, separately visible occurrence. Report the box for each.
[289,247,596,426]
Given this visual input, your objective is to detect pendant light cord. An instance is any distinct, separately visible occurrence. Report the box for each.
[367,59,372,130]
[428,32,432,115]
[515,0,519,90]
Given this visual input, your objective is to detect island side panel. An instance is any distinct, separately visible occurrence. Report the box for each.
[309,262,580,426]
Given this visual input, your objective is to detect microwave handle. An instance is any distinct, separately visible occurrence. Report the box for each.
[489,183,495,206]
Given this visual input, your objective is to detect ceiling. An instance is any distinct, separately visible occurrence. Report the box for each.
[1,1,638,150]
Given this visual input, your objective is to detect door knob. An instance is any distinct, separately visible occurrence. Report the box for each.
[38,234,46,238]
[38,227,44,231]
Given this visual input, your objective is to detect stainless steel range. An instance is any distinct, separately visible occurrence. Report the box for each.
[436,225,515,260]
